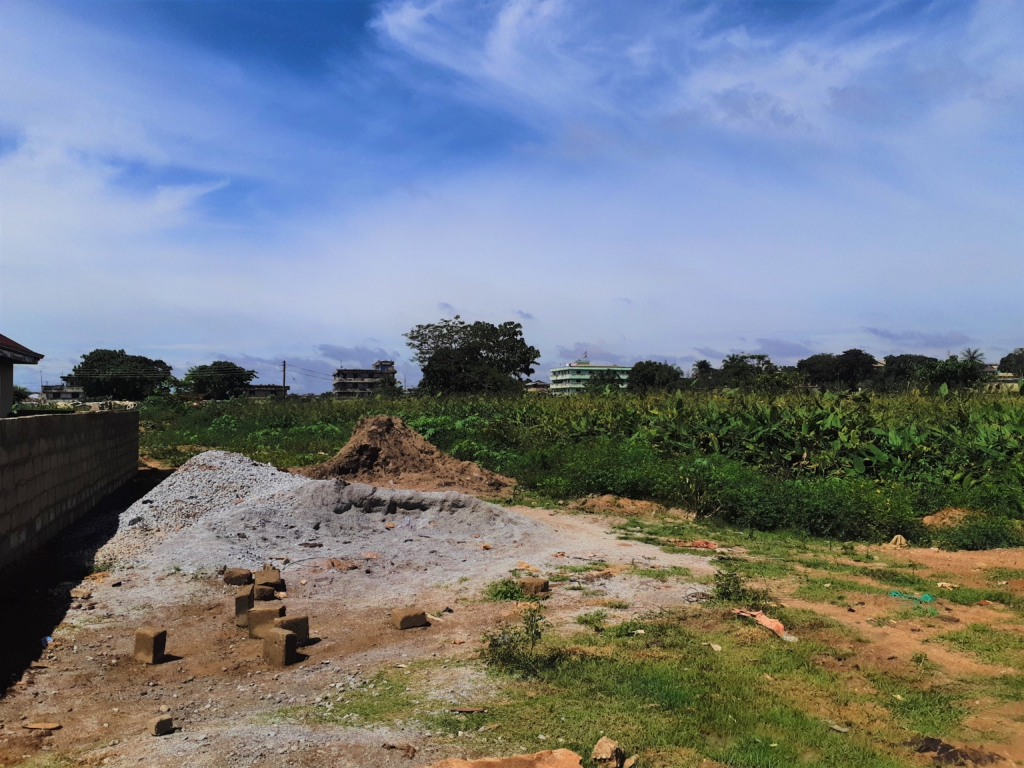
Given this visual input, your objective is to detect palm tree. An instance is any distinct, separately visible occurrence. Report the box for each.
[960,348,985,364]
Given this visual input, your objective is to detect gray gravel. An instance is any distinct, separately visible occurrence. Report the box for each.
[96,450,545,577]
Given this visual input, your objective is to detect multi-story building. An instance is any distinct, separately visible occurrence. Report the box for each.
[41,384,85,401]
[550,357,629,395]
[332,360,397,398]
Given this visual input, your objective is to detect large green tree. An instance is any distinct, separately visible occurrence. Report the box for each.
[64,349,173,401]
[182,361,257,400]
[998,348,1024,376]
[872,354,940,391]
[797,349,877,389]
[627,361,683,394]
[404,316,540,395]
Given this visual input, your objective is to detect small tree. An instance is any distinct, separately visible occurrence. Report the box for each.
[960,347,985,364]
[584,368,626,394]
[182,361,257,400]
[12,385,30,403]
[65,349,173,401]
[627,361,683,394]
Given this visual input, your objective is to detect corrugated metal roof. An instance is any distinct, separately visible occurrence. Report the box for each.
[0,334,44,363]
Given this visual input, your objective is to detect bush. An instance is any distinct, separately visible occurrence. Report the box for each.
[481,603,560,676]
[933,515,1024,551]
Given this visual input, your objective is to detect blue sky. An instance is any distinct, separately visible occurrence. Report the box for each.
[2,0,1022,392]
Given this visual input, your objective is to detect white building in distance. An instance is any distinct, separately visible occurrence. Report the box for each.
[550,356,629,395]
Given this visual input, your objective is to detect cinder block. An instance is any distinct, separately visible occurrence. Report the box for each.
[254,569,284,591]
[223,568,253,586]
[148,716,174,736]
[134,627,167,664]
[519,577,549,595]
[254,585,277,601]
[264,628,298,667]
[248,605,286,639]
[392,607,428,630]
[235,584,255,627]
[273,615,309,645]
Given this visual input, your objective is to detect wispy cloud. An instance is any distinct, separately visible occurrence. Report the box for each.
[515,309,534,320]
[864,328,970,350]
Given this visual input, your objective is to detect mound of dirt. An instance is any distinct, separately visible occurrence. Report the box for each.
[297,415,514,497]
[922,507,970,529]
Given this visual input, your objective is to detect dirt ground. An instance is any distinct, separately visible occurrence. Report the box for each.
[6,463,1024,767]
[0,486,712,768]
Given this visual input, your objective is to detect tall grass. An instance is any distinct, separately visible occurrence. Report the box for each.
[138,389,1024,544]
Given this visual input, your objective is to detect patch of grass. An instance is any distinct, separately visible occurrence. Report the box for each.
[985,568,1024,583]
[464,608,911,767]
[484,578,527,602]
[935,624,1024,669]
[602,599,630,610]
[278,670,418,726]
[627,565,693,581]
[553,561,609,574]
[795,577,885,606]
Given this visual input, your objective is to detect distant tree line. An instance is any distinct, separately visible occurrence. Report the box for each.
[599,347,1024,396]
[60,349,257,401]
[40,334,1024,402]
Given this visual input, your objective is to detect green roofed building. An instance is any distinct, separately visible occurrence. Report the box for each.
[550,356,629,395]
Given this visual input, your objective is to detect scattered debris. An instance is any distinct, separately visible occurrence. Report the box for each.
[907,736,1003,765]
[383,742,418,759]
[733,609,797,642]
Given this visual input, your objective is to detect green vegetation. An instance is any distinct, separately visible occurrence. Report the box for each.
[138,387,1024,547]
[181,360,256,400]
[66,348,173,400]
[935,624,1024,669]
[484,578,527,602]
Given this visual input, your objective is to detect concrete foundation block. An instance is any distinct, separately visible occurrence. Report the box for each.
[392,607,428,629]
[264,628,298,667]
[148,716,174,736]
[519,577,550,596]
[223,568,253,586]
[273,615,309,645]
[254,568,284,590]
[235,584,255,627]
[254,584,277,601]
[248,605,286,639]
[134,627,167,664]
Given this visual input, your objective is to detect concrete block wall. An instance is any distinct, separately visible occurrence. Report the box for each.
[0,411,138,570]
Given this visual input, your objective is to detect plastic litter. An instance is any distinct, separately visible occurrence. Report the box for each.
[733,609,797,642]
[41,636,53,648]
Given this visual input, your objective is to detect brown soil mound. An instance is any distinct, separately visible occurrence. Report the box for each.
[922,507,970,529]
[296,415,514,496]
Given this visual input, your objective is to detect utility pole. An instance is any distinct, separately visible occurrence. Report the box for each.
[282,361,286,399]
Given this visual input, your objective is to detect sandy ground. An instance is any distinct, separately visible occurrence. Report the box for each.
[0,500,714,768]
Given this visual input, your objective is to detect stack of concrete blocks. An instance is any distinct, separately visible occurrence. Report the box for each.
[225,567,307,667]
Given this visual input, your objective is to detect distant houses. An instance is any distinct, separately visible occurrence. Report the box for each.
[333,360,397,398]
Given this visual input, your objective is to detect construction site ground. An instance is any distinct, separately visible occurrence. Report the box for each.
[5,459,1024,766]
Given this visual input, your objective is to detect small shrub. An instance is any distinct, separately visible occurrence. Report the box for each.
[484,578,526,602]
[711,568,771,609]
[575,610,608,632]
[481,602,559,676]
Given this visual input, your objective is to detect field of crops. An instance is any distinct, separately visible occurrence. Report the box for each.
[139,390,1024,548]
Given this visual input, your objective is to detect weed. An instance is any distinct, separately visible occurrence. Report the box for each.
[711,569,771,609]
[575,610,608,632]
[602,599,630,609]
[484,578,526,602]
[628,565,693,581]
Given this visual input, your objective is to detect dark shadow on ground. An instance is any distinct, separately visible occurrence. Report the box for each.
[0,466,172,695]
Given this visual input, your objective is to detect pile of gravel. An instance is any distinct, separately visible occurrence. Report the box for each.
[97,450,544,574]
